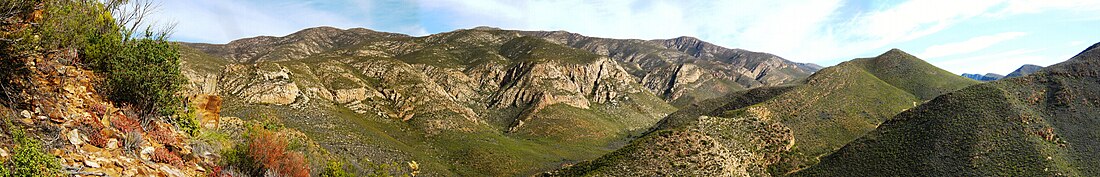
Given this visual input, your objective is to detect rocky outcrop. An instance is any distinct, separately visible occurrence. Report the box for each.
[517,30,814,105]
[219,64,302,105]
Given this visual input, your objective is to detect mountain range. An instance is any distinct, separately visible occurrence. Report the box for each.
[178,26,818,176]
[961,64,1044,81]
[550,49,979,176]
[177,26,1099,176]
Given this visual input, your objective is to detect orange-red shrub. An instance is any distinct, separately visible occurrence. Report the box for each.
[247,129,286,169]
[110,113,142,133]
[148,123,180,146]
[246,128,310,177]
[152,147,183,166]
[279,152,310,177]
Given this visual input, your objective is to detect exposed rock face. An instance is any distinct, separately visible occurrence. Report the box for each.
[517,31,815,105]
[219,64,302,105]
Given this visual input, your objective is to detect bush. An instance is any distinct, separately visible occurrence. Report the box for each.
[85,35,184,118]
[320,161,355,177]
[222,125,311,177]
[33,0,186,122]
[175,105,201,136]
[1,128,61,177]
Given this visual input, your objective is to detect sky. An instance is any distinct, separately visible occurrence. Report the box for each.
[150,0,1100,75]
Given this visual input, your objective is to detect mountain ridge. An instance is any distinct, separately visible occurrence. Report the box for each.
[796,42,1100,176]
[550,49,978,176]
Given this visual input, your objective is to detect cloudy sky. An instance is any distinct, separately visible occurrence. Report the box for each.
[151,0,1100,75]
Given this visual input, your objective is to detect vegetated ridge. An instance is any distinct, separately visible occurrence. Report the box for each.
[796,42,1100,176]
[548,49,979,176]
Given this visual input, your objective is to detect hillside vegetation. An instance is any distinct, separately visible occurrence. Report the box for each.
[551,49,978,176]
[796,42,1100,176]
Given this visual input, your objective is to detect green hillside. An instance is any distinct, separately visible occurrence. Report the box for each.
[552,49,978,176]
[796,42,1100,176]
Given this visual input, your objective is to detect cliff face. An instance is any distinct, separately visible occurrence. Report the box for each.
[518,31,815,106]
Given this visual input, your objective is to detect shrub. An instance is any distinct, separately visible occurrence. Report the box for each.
[221,125,311,177]
[151,147,183,166]
[34,0,187,126]
[279,152,310,177]
[248,128,286,171]
[2,128,61,177]
[147,122,180,146]
[175,105,201,136]
[320,161,355,177]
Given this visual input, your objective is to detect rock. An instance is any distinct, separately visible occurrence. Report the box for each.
[139,146,155,161]
[84,159,101,168]
[19,110,31,118]
[68,129,84,146]
[160,165,186,177]
[35,115,47,120]
[0,148,8,158]
[122,169,137,177]
[18,118,33,125]
[105,138,119,149]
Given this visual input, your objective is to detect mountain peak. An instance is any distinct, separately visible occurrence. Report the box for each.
[292,26,344,35]
[471,26,502,30]
[879,48,915,58]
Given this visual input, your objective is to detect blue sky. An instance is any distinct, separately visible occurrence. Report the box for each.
[152,0,1100,75]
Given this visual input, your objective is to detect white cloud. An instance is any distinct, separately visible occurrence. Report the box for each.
[996,0,1100,15]
[919,32,1027,58]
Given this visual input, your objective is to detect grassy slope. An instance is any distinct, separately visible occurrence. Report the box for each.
[552,49,978,176]
[796,43,1100,176]
[729,49,977,174]
[552,86,796,176]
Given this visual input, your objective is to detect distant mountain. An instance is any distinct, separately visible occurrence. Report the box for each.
[796,42,1100,176]
[1006,64,1044,78]
[549,49,978,176]
[961,73,1004,81]
[177,26,816,176]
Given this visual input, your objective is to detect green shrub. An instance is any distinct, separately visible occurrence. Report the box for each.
[175,105,201,136]
[2,128,61,177]
[86,35,184,117]
[34,0,187,119]
[321,161,355,177]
